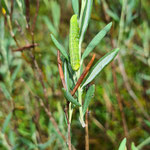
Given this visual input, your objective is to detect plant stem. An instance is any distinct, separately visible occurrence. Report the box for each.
[0,132,12,150]
[85,109,89,150]
[117,0,127,47]
[111,62,129,139]
[57,51,72,149]
[79,0,86,28]
[65,108,72,150]
[78,86,85,127]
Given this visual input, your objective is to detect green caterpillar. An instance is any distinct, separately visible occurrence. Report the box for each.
[69,14,80,71]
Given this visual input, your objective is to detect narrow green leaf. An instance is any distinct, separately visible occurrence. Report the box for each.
[83,85,95,115]
[2,112,12,133]
[106,9,119,21]
[131,142,138,150]
[10,63,21,87]
[82,48,119,88]
[1,0,9,15]
[144,120,150,128]
[62,88,81,107]
[44,17,58,36]
[82,22,112,60]
[137,137,150,150]
[80,0,93,44]
[50,34,69,60]
[38,136,55,149]
[9,130,16,146]
[118,138,127,150]
[0,82,11,100]
[64,61,74,91]
[16,0,25,14]
[51,1,60,30]
[71,0,79,16]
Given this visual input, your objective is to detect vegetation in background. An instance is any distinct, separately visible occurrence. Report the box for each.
[0,0,150,150]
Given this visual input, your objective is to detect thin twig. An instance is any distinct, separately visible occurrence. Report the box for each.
[71,54,96,96]
[25,0,30,29]
[31,54,49,106]
[111,62,129,139]
[85,109,89,150]
[10,0,14,22]
[64,108,72,150]
[31,0,39,48]
[32,0,39,33]
[12,43,38,52]
[57,51,67,89]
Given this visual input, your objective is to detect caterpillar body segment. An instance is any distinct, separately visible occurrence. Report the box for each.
[69,15,80,71]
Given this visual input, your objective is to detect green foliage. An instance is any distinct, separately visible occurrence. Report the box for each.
[118,138,127,150]
[62,88,81,107]
[83,84,95,115]
[0,0,150,149]
[82,49,119,87]
[82,22,112,60]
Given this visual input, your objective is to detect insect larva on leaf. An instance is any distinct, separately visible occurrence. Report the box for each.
[69,14,80,71]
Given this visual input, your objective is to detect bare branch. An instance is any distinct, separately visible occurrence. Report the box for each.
[12,43,38,52]
[71,54,96,96]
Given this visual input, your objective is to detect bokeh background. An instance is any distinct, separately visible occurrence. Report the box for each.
[0,0,150,149]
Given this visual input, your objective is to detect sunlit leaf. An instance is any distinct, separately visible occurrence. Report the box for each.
[118,138,127,150]
[82,22,112,60]
[82,48,119,88]
[83,84,95,115]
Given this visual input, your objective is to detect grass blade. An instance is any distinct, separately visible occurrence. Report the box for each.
[44,17,58,36]
[10,63,22,87]
[2,112,12,133]
[82,48,119,88]
[82,22,112,60]
[0,82,11,100]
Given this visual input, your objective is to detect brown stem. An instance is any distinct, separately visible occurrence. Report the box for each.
[25,0,30,29]
[32,0,39,33]
[57,50,72,150]
[85,109,89,150]
[111,62,128,138]
[12,43,38,52]
[64,108,72,150]
[10,0,14,22]
[71,54,96,96]
[31,54,49,106]
[57,50,67,89]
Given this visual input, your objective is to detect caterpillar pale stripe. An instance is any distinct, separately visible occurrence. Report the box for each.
[69,14,80,71]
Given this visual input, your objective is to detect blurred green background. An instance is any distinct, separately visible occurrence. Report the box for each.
[0,0,150,149]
